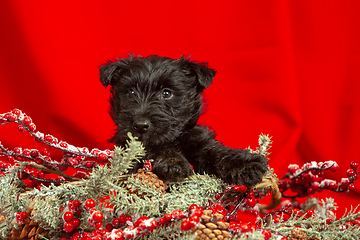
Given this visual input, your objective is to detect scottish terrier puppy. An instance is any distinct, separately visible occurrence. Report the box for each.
[99,55,268,186]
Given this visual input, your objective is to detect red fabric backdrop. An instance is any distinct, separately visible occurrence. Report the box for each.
[1,1,359,215]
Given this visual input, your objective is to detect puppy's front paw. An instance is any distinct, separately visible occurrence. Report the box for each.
[152,156,193,182]
[218,153,269,186]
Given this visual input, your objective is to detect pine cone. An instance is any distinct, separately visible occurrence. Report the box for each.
[194,210,232,240]
[7,209,49,240]
[127,169,168,197]
[289,227,307,240]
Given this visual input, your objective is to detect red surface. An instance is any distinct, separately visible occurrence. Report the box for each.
[1,1,360,216]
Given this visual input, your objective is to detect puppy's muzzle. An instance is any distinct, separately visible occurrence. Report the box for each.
[133,119,151,133]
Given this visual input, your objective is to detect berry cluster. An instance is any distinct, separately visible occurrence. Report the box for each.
[213,183,265,222]
[142,159,153,172]
[0,109,113,187]
[14,211,28,225]
[228,222,281,240]
[60,199,87,233]
[278,160,359,198]
[180,204,204,231]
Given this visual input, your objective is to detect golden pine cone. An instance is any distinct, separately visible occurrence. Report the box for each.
[194,210,232,240]
[127,169,168,197]
[7,208,49,240]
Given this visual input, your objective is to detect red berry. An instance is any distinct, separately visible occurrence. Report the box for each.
[98,153,107,161]
[8,114,17,122]
[60,142,68,148]
[20,212,27,219]
[35,158,43,165]
[106,223,113,231]
[188,220,197,229]
[328,182,337,190]
[246,191,254,198]
[41,148,50,156]
[159,217,166,225]
[213,205,227,216]
[64,222,75,232]
[85,162,93,168]
[305,209,314,218]
[80,237,92,240]
[215,194,222,200]
[95,222,102,229]
[189,204,198,211]
[23,116,32,126]
[239,223,249,233]
[192,208,203,217]
[164,213,172,222]
[283,213,290,221]
[134,216,149,227]
[248,223,257,232]
[13,109,21,115]
[68,158,79,166]
[93,211,104,222]
[84,199,96,209]
[112,218,120,226]
[350,161,359,170]
[326,219,333,225]
[124,215,132,222]
[18,125,25,132]
[189,215,199,223]
[246,197,256,208]
[330,162,339,172]
[262,229,272,240]
[348,184,356,191]
[149,219,158,229]
[30,150,39,158]
[239,184,247,192]
[274,216,281,223]
[74,171,87,178]
[63,212,74,222]
[347,169,356,178]
[72,200,80,208]
[45,135,53,143]
[180,219,190,231]
[292,208,300,216]
[288,164,299,174]
[23,150,30,156]
[171,209,185,219]
[233,185,241,192]
[16,212,23,224]
[72,218,80,228]
[37,171,45,178]
[119,214,126,222]
[28,123,36,131]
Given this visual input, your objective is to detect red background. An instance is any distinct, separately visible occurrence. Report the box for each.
[1,1,359,215]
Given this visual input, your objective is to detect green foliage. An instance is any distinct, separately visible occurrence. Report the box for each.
[262,198,360,240]
[1,132,359,240]
[0,165,29,238]
[0,133,145,238]
[108,173,224,220]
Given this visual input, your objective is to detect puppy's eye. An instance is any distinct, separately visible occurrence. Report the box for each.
[161,89,173,99]
[127,89,135,97]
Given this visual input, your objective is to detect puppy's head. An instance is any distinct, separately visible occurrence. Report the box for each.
[99,55,216,148]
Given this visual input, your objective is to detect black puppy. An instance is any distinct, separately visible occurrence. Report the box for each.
[100,55,268,186]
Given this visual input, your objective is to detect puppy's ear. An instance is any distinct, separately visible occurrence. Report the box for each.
[99,61,123,88]
[179,57,216,90]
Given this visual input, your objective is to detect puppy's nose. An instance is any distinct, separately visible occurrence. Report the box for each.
[133,120,150,133]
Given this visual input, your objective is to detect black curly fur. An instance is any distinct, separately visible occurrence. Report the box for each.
[99,55,269,186]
